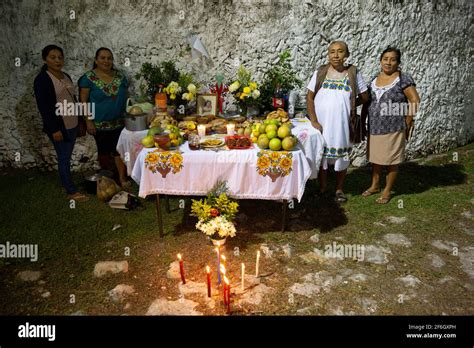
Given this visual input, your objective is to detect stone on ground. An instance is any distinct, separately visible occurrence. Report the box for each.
[17,270,41,282]
[349,273,368,282]
[385,216,407,224]
[93,261,128,277]
[146,298,202,315]
[426,254,445,268]
[363,245,391,264]
[383,233,412,247]
[397,275,421,287]
[357,297,378,314]
[237,284,274,305]
[108,284,135,303]
[178,281,207,296]
[431,240,458,252]
[458,247,474,278]
[309,233,320,243]
[166,261,181,279]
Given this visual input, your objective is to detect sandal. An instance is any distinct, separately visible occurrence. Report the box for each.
[120,180,133,190]
[68,192,90,202]
[362,189,380,197]
[376,196,391,204]
[335,191,348,203]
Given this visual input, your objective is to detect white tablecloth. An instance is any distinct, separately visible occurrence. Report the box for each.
[119,119,325,179]
[291,118,326,179]
[117,128,148,176]
[131,143,312,202]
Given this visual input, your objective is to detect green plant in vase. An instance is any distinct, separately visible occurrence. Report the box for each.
[257,50,303,112]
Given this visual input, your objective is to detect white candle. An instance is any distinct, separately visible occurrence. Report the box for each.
[198,124,206,137]
[255,250,260,277]
[241,263,245,291]
[226,123,235,136]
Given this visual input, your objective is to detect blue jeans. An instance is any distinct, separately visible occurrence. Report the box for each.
[48,127,78,195]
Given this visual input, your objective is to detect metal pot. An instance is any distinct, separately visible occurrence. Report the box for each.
[124,113,148,131]
[83,170,114,194]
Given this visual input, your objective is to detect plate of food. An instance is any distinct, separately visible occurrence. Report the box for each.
[200,135,226,148]
[225,135,253,149]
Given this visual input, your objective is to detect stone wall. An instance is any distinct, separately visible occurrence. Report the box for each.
[0,0,472,170]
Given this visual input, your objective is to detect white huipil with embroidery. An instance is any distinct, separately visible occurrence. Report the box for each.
[307,70,367,171]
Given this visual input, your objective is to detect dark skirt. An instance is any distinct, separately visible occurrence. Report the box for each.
[93,127,123,157]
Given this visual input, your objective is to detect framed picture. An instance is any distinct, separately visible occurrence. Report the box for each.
[197,94,218,116]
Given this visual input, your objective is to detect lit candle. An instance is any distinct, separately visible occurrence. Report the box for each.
[226,123,235,136]
[221,254,226,268]
[224,276,231,314]
[220,265,227,305]
[255,250,260,277]
[206,266,211,298]
[198,124,206,137]
[241,263,245,291]
[215,247,221,285]
[177,253,186,284]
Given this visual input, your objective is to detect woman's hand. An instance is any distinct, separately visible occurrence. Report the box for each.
[52,130,63,142]
[311,120,323,133]
[86,120,96,135]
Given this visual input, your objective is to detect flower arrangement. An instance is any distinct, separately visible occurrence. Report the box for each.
[191,181,239,240]
[135,61,199,107]
[228,65,261,116]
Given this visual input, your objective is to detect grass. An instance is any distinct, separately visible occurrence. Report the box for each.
[0,143,473,315]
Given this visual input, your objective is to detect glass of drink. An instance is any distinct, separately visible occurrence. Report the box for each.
[188,133,200,150]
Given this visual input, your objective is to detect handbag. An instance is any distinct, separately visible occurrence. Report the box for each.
[350,113,363,144]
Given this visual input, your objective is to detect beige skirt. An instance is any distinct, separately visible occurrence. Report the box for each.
[368,131,406,165]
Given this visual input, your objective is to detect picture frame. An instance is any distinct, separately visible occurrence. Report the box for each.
[197,94,218,116]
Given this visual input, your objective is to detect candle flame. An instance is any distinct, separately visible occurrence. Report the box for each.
[177,253,182,260]
[220,264,226,274]
[257,250,260,257]
[242,263,245,269]
[221,255,226,261]
[206,265,210,273]
[224,276,229,285]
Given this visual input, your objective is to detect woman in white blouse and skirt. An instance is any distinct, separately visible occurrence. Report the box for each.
[306,41,369,203]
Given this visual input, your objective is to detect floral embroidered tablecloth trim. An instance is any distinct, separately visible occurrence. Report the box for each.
[144,150,183,178]
[256,150,293,182]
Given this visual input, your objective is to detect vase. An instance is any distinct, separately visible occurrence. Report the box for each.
[210,235,226,246]
[239,104,248,118]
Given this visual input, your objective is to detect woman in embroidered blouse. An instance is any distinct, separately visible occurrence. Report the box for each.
[34,45,89,202]
[306,41,369,203]
[79,47,130,188]
[361,47,420,204]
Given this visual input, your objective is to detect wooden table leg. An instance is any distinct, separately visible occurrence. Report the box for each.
[281,199,288,232]
[156,194,164,238]
[165,195,170,213]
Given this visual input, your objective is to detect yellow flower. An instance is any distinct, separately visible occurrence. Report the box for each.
[187,83,197,94]
[240,93,247,100]
[170,153,183,167]
[257,156,270,169]
[229,81,240,92]
[170,94,176,100]
[279,157,292,171]
[270,152,281,161]
[243,86,251,94]
[249,82,257,90]
[146,152,160,165]
[258,169,267,176]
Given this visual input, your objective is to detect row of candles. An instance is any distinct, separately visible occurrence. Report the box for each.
[177,249,261,314]
[197,124,236,137]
